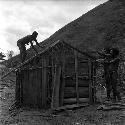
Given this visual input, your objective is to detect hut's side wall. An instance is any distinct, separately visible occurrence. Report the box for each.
[16,57,49,108]
[19,68,45,108]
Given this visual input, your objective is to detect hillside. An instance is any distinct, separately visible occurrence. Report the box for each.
[44,0,125,53]
[3,0,125,67]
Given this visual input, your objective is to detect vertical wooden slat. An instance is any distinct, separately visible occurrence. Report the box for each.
[88,59,93,104]
[16,70,23,108]
[92,61,96,103]
[22,69,30,107]
[33,69,38,107]
[51,64,61,109]
[59,49,65,106]
[74,50,79,104]
[36,68,43,108]
[15,71,20,106]
[41,58,47,107]
[20,71,23,106]
[51,49,55,94]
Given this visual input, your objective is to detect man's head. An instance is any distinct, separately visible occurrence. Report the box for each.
[32,31,38,38]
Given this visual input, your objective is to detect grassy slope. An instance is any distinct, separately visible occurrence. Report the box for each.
[3,0,125,66]
[46,0,125,52]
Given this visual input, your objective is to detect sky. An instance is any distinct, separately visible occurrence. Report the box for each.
[0,0,108,57]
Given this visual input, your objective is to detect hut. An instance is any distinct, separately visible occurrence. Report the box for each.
[16,40,96,109]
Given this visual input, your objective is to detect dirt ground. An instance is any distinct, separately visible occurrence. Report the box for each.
[1,72,125,125]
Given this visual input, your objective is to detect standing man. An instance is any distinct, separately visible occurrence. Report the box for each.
[17,31,41,62]
[108,48,121,102]
[97,47,121,102]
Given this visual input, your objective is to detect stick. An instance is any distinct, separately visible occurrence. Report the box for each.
[1,53,39,80]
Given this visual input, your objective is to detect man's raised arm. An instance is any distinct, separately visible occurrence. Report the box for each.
[34,39,41,47]
[30,41,38,54]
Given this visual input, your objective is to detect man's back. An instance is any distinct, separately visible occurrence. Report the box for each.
[17,31,39,62]
[17,35,33,46]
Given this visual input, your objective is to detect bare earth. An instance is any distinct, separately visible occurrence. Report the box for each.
[1,73,125,125]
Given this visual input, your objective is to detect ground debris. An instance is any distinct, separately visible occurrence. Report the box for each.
[97,100,125,111]
[1,71,125,124]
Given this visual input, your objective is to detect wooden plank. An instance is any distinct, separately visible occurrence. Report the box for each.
[65,55,75,76]
[78,62,89,75]
[51,65,62,109]
[26,70,36,107]
[22,70,30,107]
[65,75,89,79]
[41,58,47,107]
[33,70,38,107]
[74,50,79,104]
[59,51,65,106]
[53,103,89,112]
[65,66,75,76]
[64,98,76,104]
[92,61,96,103]
[36,68,42,108]
[64,87,89,98]
[65,78,89,87]
[64,98,89,104]
[21,66,53,70]
[15,71,19,104]
[51,49,55,90]
[88,59,93,104]
[79,98,89,103]
[15,71,22,106]
[64,87,76,98]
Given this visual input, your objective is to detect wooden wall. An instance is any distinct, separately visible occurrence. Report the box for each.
[16,42,95,109]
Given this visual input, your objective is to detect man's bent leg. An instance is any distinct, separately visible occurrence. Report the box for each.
[20,46,27,63]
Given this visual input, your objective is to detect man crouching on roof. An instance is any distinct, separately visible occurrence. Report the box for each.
[17,31,41,63]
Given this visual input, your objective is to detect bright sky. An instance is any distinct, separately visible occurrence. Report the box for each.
[0,0,108,57]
